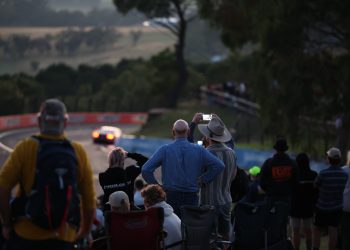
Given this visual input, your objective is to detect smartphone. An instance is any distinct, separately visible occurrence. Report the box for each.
[197,140,203,146]
[202,114,212,121]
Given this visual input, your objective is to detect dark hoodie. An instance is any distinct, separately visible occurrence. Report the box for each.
[260,152,299,200]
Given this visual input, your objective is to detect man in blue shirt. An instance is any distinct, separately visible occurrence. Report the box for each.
[142,119,225,216]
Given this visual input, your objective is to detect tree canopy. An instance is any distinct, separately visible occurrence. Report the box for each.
[113,0,197,107]
[197,0,350,155]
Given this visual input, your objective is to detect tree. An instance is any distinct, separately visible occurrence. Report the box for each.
[36,64,77,97]
[197,0,350,156]
[129,30,143,46]
[113,0,196,107]
[10,35,31,58]
[0,80,23,115]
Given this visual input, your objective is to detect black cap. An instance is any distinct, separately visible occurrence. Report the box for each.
[273,138,289,152]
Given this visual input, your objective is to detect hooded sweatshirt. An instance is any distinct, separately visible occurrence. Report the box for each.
[149,201,182,250]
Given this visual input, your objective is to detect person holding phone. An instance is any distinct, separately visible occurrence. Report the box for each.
[188,113,234,149]
[196,115,237,246]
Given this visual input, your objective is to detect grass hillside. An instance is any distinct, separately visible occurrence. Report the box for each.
[0,26,174,74]
[138,100,271,150]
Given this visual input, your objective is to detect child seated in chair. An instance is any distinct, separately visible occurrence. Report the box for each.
[107,191,131,213]
[141,185,182,250]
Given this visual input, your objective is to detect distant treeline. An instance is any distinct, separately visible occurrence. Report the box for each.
[0,0,144,26]
[0,27,123,59]
[0,50,208,115]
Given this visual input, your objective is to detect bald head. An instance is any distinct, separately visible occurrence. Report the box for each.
[173,119,189,138]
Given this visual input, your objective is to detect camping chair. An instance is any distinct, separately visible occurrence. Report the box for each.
[105,207,165,250]
[233,200,293,250]
[180,205,231,250]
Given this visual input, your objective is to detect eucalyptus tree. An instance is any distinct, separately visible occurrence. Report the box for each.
[113,0,197,107]
[197,0,350,155]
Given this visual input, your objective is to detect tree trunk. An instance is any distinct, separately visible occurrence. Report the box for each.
[335,113,350,163]
[168,4,188,108]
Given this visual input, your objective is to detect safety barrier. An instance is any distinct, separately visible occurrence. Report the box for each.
[200,86,260,117]
[0,112,148,131]
[116,137,327,172]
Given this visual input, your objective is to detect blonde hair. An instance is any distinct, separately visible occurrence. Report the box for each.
[108,147,125,168]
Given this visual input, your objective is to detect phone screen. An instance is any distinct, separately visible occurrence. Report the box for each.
[197,140,203,146]
[202,114,212,121]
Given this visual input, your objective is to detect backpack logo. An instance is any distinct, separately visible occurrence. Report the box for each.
[25,137,80,230]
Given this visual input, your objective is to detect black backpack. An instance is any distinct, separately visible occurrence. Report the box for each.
[24,136,81,230]
[230,167,250,203]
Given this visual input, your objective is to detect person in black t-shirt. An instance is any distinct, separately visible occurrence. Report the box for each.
[290,153,317,250]
[99,147,148,211]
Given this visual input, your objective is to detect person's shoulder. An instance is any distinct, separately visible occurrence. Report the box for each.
[262,157,272,166]
[70,140,87,152]
[12,136,38,151]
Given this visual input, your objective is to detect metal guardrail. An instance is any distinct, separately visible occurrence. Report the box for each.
[200,86,260,117]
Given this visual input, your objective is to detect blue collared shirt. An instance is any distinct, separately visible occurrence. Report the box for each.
[142,138,225,192]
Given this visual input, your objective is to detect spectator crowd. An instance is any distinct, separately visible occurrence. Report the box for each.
[0,99,349,250]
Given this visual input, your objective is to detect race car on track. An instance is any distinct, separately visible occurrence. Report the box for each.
[91,126,122,144]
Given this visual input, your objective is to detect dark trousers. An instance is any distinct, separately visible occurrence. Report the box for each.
[166,190,199,217]
[342,211,350,250]
[5,232,73,250]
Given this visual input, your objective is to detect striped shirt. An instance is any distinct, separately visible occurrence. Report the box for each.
[343,166,350,212]
[315,165,348,211]
[200,143,237,206]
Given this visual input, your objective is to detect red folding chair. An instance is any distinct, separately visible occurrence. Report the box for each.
[105,207,165,250]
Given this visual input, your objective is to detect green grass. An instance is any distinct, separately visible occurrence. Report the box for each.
[139,100,238,138]
[138,100,272,150]
[138,100,333,161]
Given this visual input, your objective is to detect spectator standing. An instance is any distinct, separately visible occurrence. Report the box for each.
[260,137,299,204]
[99,147,148,211]
[290,153,318,250]
[188,112,235,150]
[0,99,96,250]
[196,115,237,243]
[142,119,225,216]
[342,151,350,250]
[312,147,348,250]
[141,184,182,250]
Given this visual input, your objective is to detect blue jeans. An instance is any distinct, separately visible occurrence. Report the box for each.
[5,232,73,250]
[165,190,199,217]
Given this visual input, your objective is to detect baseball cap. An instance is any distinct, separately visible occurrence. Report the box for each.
[249,166,261,176]
[38,99,68,121]
[107,191,129,208]
[326,147,341,159]
[38,99,68,135]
